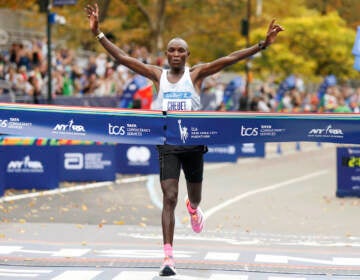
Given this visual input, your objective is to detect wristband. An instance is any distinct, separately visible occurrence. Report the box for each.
[258,40,267,50]
[96,32,105,40]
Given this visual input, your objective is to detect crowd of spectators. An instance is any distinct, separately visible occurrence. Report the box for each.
[0,38,359,113]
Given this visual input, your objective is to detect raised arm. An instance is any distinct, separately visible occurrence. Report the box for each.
[191,19,284,80]
[85,3,161,84]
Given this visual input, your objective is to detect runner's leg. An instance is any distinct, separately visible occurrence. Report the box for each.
[160,178,179,245]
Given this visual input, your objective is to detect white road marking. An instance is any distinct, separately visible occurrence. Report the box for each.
[0,246,22,254]
[255,254,288,264]
[204,170,329,219]
[288,256,336,265]
[333,257,360,266]
[112,271,158,280]
[97,249,193,258]
[0,268,52,278]
[205,252,240,261]
[52,249,91,257]
[209,274,248,280]
[50,270,102,280]
[256,254,360,266]
[268,277,306,280]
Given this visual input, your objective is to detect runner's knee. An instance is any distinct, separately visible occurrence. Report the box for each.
[161,180,179,208]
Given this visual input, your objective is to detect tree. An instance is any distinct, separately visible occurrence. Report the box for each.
[305,0,360,29]
[250,12,358,81]
[116,0,167,55]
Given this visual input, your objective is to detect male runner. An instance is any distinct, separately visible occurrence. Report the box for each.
[85,3,283,276]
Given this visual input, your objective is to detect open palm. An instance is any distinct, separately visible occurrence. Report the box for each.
[85,3,100,35]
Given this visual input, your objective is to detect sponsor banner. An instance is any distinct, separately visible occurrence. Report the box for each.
[1,146,59,190]
[165,112,360,145]
[0,148,5,196]
[0,104,165,145]
[1,104,360,146]
[59,145,116,182]
[237,142,265,158]
[116,144,159,174]
[205,145,238,162]
[336,147,360,197]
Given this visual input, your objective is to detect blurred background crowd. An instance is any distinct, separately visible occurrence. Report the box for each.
[0,38,359,113]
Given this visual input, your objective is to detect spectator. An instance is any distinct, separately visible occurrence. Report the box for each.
[257,95,271,112]
[28,74,42,104]
[334,96,352,113]
[71,65,86,95]
[95,65,118,96]
[83,73,100,94]
[62,66,74,96]
[200,76,218,110]
[17,43,31,71]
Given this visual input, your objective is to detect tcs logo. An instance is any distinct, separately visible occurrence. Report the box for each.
[241,126,258,136]
[0,120,8,127]
[108,124,126,136]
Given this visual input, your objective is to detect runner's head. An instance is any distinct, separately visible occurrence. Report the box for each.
[166,38,190,71]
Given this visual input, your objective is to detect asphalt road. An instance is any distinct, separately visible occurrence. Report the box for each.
[0,142,359,279]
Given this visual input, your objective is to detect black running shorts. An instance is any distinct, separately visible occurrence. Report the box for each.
[157,145,207,183]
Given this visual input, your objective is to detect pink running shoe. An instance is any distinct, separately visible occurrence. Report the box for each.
[186,198,204,233]
[159,256,176,276]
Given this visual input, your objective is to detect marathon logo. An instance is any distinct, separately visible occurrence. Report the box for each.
[52,120,86,136]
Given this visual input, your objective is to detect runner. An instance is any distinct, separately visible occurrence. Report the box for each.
[85,3,283,276]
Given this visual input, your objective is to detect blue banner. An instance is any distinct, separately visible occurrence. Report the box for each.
[166,112,360,145]
[336,147,360,197]
[205,144,238,162]
[1,146,59,190]
[0,104,165,145]
[354,55,360,71]
[237,142,265,158]
[352,26,360,56]
[0,149,5,196]
[59,145,116,182]
[1,104,360,146]
[116,144,159,174]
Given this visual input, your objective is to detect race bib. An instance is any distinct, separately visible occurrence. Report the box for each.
[163,92,192,111]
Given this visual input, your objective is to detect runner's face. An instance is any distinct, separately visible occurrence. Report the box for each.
[166,39,189,70]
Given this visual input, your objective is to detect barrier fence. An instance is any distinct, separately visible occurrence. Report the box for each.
[0,137,265,196]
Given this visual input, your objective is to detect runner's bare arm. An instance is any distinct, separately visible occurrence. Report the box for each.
[191,19,284,81]
[85,3,161,84]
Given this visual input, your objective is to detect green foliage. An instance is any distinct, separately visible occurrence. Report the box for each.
[250,12,358,81]
[305,0,360,29]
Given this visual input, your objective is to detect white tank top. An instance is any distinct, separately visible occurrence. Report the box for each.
[151,67,201,111]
